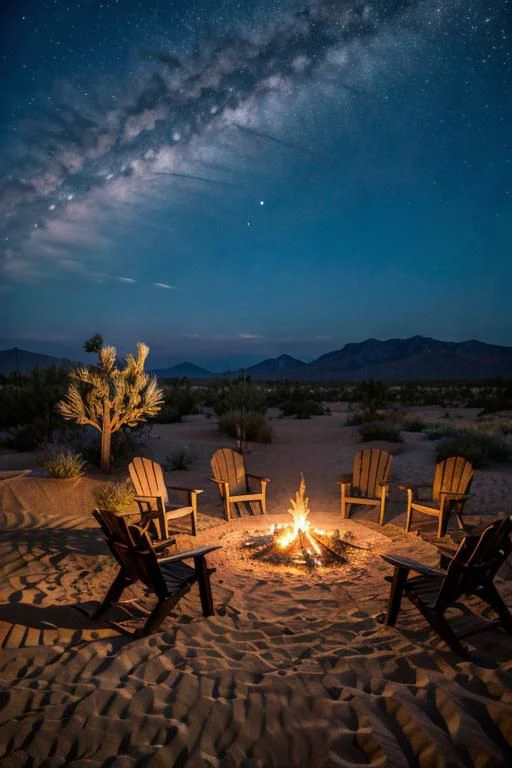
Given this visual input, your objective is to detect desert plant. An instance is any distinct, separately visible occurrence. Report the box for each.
[94,481,136,513]
[212,376,266,416]
[402,418,428,432]
[436,432,510,467]
[359,421,402,443]
[57,342,164,472]
[165,446,198,471]
[218,409,272,443]
[41,449,86,479]
[422,423,460,441]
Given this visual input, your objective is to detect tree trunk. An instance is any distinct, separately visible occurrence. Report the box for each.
[100,409,112,472]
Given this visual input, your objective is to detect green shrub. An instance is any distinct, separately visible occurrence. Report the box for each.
[402,418,427,432]
[94,481,136,513]
[422,423,459,441]
[212,377,267,416]
[165,447,198,471]
[359,421,402,443]
[41,449,86,478]
[218,409,272,443]
[3,419,49,451]
[279,398,324,419]
[436,433,510,468]
[151,403,182,423]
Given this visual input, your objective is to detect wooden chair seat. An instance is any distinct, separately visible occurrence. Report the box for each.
[337,448,392,525]
[381,516,512,657]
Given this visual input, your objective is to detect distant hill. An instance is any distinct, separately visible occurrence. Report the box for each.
[227,354,306,379]
[289,336,512,381]
[0,348,76,375]
[151,361,214,379]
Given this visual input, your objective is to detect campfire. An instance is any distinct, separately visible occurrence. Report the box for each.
[244,474,370,569]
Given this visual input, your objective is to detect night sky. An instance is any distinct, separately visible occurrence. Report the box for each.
[1,1,510,370]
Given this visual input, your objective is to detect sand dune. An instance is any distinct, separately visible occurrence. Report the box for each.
[1,407,511,766]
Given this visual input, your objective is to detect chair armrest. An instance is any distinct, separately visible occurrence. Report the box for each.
[439,491,470,499]
[381,553,446,577]
[397,483,431,492]
[209,477,227,487]
[377,480,390,488]
[159,545,222,564]
[152,537,177,552]
[337,474,353,485]
[166,486,204,494]
[246,473,271,482]
[134,494,161,502]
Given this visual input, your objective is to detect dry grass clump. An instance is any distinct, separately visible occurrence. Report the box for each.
[94,481,136,513]
[41,449,86,478]
[359,421,402,443]
[218,410,273,443]
[165,446,198,471]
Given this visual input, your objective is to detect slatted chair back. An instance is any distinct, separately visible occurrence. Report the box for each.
[432,456,473,504]
[435,517,512,611]
[352,448,392,498]
[129,456,168,505]
[211,448,247,498]
[94,509,167,595]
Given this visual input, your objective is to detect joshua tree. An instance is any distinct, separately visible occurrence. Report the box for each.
[84,333,103,355]
[57,342,164,471]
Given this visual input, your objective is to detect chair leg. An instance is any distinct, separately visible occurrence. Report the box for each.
[340,486,349,519]
[260,491,267,515]
[224,497,231,522]
[405,490,413,532]
[191,504,197,536]
[93,569,133,619]
[438,509,448,538]
[378,488,386,526]
[423,611,470,658]
[195,555,214,617]
[385,567,409,626]
[480,585,512,633]
[141,594,181,636]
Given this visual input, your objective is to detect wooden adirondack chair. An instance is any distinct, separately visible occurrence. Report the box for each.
[94,507,176,555]
[337,448,392,525]
[90,509,220,636]
[129,456,202,539]
[210,448,270,521]
[400,456,473,538]
[382,516,512,657]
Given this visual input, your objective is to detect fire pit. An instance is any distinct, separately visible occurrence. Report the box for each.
[243,474,371,569]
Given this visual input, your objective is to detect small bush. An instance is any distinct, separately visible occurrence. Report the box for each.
[436,433,511,468]
[422,423,459,441]
[218,410,272,443]
[151,403,182,423]
[4,419,49,451]
[94,481,136,513]
[345,410,366,426]
[402,418,427,432]
[279,399,325,419]
[359,421,402,443]
[41,449,86,478]
[165,447,198,471]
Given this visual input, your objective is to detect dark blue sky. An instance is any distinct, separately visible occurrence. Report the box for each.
[1,0,510,369]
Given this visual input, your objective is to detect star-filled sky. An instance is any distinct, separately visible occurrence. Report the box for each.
[0,0,510,369]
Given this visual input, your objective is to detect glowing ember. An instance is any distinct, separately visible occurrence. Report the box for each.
[275,473,321,556]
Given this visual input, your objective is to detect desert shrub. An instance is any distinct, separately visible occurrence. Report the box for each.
[152,379,200,424]
[359,421,402,443]
[165,447,198,471]
[422,423,459,441]
[345,410,366,426]
[41,449,86,478]
[436,432,510,467]
[151,403,182,423]
[212,376,266,416]
[3,418,50,451]
[0,366,69,445]
[94,481,136,513]
[218,409,272,443]
[402,418,428,432]
[279,397,325,419]
[352,380,391,419]
[81,427,145,471]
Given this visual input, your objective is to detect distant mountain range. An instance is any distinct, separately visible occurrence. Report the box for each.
[0,348,76,375]
[2,336,512,380]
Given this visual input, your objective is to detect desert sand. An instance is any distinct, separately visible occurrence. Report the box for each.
[1,404,511,767]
